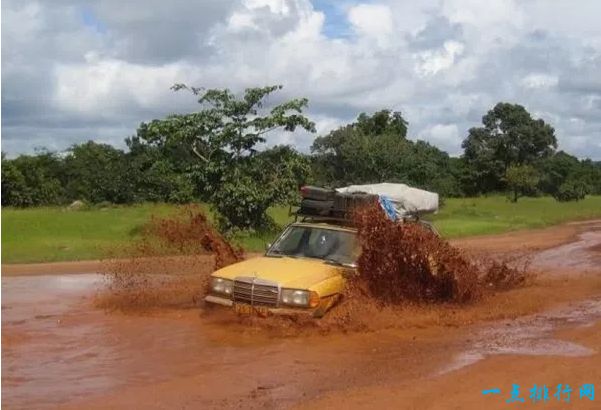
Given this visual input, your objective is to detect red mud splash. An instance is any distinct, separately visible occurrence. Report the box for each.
[225,205,530,335]
[97,206,242,311]
[353,205,480,303]
[143,207,242,269]
[312,205,529,332]
[349,204,528,303]
[98,203,527,335]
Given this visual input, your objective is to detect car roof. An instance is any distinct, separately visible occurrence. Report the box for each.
[290,221,357,233]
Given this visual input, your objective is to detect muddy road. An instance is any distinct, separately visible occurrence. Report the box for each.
[2,222,601,409]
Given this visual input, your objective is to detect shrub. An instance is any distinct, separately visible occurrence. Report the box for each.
[553,179,587,202]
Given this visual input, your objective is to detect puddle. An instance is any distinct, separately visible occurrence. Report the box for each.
[531,224,601,271]
[440,221,601,374]
[1,274,102,323]
[441,297,601,374]
[2,221,601,408]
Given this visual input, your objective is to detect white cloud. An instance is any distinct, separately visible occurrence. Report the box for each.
[418,123,461,154]
[442,0,522,27]
[53,60,198,116]
[227,12,258,31]
[3,0,601,159]
[245,0,292,14]
[347,4,393,44]
[521,73,558,90]
[415,40,465,76]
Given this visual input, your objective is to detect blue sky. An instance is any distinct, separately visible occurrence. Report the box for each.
[80,6,107,34]
[311,0,352,38]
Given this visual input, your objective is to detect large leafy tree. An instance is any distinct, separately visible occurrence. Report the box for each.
[462,102,557,193]
[311,110,408,185]
[537,151,582,196]
[1,154,29,206]
[211,145,311,229]
[138,85,315,229]
[63,141,134,204]
[125,137,196,203]
[311,110,459,196]
[1,151,65,206]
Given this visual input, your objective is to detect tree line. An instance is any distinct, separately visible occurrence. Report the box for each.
[2,85,601,230]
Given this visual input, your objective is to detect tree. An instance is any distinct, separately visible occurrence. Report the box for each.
[579,160,601,195]
[2,151,65,206]
[537,151,582,196]
[311,110,460,195]
[125,137,196,203]
[139,85,315,229]
[462,103,557,194]
[505,165,540,202]
[1,154,29,206]
[211,146,311,230]
[311,110,409,185]
[63,141,134,204]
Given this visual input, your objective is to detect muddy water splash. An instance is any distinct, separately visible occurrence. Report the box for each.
[97,206,243,311]
[348,204,528,304]
[225,204,532,333]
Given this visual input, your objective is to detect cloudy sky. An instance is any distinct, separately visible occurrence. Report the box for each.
[2,0,601,158]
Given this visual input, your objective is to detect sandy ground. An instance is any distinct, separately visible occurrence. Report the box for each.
[2,221,601,409]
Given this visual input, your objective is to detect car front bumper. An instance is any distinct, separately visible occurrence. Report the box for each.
[204,294,321,317]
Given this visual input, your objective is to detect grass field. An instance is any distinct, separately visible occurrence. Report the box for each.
[3,196,601,264]
[431,195,601,237]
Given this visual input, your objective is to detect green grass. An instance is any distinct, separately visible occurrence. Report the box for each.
[3,196,601,264]
[0,203,291,264]
[1,204,178,264]
[431,195,601,237]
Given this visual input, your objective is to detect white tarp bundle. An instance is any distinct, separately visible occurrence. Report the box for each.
[336,183,439,217]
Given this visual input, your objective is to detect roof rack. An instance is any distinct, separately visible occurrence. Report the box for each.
[291,185,428,226]
[288,206,356,225]
[291,185,378,226]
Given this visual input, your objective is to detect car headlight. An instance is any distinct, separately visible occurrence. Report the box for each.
[210,277,233,296]
[280,289,320,308]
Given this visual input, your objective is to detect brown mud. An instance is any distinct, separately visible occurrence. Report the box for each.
[96,205,527,326]
[303,321,601,410]
[2,220,601,409]
[95,206,242,311]
[351,205,528,304]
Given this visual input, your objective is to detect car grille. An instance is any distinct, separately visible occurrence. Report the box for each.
[233,277,279,307]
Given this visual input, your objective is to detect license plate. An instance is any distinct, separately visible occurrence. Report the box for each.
[234,303,269,316]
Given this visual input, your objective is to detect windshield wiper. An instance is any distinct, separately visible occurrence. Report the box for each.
[266,249,301,259]
[265,249,283,258]
[323,257,356,268]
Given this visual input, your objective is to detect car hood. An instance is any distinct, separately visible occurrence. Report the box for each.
[212,256,343,289]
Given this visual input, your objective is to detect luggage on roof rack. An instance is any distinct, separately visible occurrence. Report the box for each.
[336,183,439,217]
[296,186,377,221]
[294,183,439,223]
[299,186,335,201]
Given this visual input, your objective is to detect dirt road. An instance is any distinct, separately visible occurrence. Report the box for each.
[2,222,600,409]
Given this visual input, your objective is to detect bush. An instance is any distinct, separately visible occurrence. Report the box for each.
[553,179,587,202]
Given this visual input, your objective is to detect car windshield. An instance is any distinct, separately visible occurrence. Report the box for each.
[267,225,358,266]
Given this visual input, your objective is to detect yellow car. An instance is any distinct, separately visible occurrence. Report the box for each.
[204,221,358,317]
